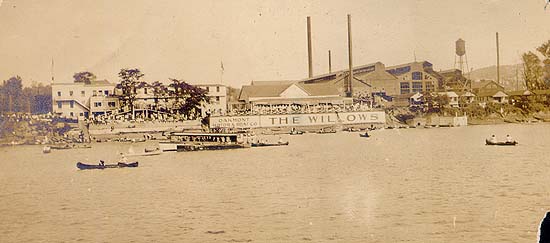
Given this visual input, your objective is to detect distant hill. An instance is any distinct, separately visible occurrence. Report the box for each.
[467,64,525,90]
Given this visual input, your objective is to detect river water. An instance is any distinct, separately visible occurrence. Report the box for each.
[1,123,550,242]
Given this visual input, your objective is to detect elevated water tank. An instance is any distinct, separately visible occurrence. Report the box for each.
[456,38,466,56]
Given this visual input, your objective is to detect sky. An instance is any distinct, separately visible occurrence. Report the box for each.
[1,0,550,88]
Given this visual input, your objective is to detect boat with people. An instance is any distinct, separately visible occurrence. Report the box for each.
[316,127,337,134]
[124,150,162,157]
[485,139,518,146]
[251,141,289,147]
[158,132,249,152]
[359,132,370,138]
[76,161,139,170]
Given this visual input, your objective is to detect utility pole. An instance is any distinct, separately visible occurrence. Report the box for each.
[496,32,500,85]
[347,14,353,97]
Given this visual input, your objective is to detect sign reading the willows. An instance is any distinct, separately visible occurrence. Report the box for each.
[210,111,385,129]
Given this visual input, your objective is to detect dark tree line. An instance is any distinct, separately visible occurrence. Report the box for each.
[0,76,52,114]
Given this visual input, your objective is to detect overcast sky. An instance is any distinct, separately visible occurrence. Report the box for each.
[1,0,550,87]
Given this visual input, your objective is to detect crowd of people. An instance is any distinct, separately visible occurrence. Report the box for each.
[227,103,373,116]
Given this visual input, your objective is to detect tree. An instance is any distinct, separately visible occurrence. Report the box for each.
[168,78,208,119]
[536,40,550,88]
[73,71,96,84]
[3,76,23,112]
[523,51,544,90]
[151,81,168,113]
[118,68,144,118]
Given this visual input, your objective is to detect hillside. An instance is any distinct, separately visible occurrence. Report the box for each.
[468,64,525,90]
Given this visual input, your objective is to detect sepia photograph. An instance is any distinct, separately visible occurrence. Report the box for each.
[2,0,550,242]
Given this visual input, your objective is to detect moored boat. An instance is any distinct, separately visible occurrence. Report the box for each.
[159,132,248,152]
[124,150,162,157]
[251,141,289,147]
[359,133,370,138]
[76,161,139,170]
[42,146,51,153]
[485,139,517,146]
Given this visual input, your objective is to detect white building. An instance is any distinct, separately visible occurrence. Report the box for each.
[197,84,227,117]
[52,80,116,119]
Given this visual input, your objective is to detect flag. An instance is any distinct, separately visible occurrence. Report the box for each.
[221,61,225,72]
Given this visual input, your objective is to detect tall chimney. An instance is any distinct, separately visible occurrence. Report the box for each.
[347,14,353,97]
[307,16,313,78]
[496,32,500,84]
[328,50,332,73]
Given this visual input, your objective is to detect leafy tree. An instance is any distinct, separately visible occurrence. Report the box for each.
[3,76,23,112]
[151,81,168,112]
[118,68,144,118]
[168,78,208,119]
[536,40,550,88]
[73,71,96,84]
[522,51,544,90]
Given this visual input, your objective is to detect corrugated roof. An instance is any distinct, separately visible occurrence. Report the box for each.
[477,90,508,97]
[507,90,532,96]
[239,84,291,101]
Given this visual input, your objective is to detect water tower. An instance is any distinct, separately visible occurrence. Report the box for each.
[454,38,469,73]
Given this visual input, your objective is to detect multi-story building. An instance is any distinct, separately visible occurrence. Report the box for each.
[197,84,228,117]
[386,61,443,95]
[51,80,116,119]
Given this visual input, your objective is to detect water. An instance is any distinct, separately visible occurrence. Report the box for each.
[1,123,550,242]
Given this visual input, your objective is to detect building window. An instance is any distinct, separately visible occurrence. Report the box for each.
[206,86,210,92]
[81,91,85,96]
[94,102,102,107]
[79,113,83,116]
[57,91,61,97]
[70,112,74,117]
[104,90,109,96]
[108,102,116,107]
[57,102,62,109]
[400,82,410,94]
[69,91,73,96]
[70,101,74,108]
[93,90,97,96]
[216,86,220,92]
[412,72,422,80]
[144,88,148,95]
[216,96,220,102]
[426,83,434,92]
[99,90,103,95]
[412,82,423,93]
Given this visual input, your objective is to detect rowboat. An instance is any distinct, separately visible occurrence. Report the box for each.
[251,142,289,147]
[76,161,139,170]
[124,150,162,157]
[359,133,370,138]
[485,139,517,146]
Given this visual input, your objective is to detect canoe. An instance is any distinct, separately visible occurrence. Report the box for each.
[251,142,289,147]
[359,134,370,138]
[485,139,517,146]
[76,161,139,170]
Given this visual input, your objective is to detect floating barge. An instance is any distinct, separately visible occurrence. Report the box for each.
[159,132,248,152]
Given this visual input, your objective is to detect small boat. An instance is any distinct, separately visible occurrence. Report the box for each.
[124,150,162,157]
[317,128,337,134]
[359,133,370,138]
[251,142,289,147]
[144,147,160,153]
[485,139,518,146]
[289,130,304,135]
[76,161,139,170]
[42,146,51,153]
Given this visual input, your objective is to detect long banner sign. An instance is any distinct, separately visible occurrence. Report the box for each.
[210,111,386,129]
